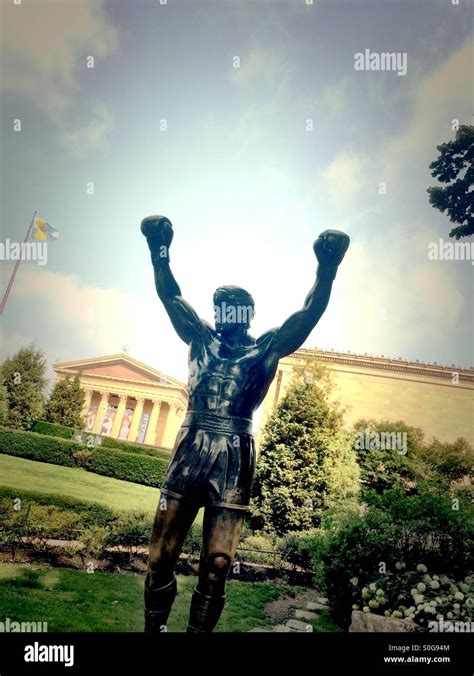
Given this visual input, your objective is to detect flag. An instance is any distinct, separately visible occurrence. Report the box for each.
[30,217,60,242]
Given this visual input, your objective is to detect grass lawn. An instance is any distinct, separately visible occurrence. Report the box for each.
[0,564,289,632]
[0,455,203,524]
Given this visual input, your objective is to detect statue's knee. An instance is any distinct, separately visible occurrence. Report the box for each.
[206,553,231,584]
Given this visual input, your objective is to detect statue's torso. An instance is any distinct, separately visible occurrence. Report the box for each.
[187,329,279,419]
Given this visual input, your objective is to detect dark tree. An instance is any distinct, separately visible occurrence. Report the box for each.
[427,125,473,239]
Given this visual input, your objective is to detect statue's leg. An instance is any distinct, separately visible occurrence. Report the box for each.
[187,506,245,633]
[145,494,199,633]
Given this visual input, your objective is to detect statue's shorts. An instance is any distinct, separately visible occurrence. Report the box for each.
[159,411,255,511]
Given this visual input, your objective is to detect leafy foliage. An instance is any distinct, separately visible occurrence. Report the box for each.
[427,125,474,239]
[249,362,359,535]
[0,346,47,430]
[44,374,85,429]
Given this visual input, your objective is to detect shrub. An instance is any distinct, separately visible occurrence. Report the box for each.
[0,426,80,466]
[352,566,474,628]
[182,523,203,558]
[311,487,474,626]
[280,529,320,572]
[107,511,152,553]
[0,487,116,528]
[73,450,93,468]
[239,533,281,565]
[101,435,171,461]
[88,447,168,487]
[31,420,75,439]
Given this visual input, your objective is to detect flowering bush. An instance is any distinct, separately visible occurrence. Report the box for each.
[352,563,474,627]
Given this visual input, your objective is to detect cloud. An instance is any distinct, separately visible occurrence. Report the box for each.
[383,38,472,180]
[59,103,114,158]
[1,0,118,156]
[6,267,189,382]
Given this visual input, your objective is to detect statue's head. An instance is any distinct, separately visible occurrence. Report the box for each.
[213,285,255,332]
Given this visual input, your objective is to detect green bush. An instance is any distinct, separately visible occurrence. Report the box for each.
[0,426,80,467]
[311,487,474,626]
[182,523,203,557]
[239,533,281,565]
[101,435,171,461]
[88,447,168,487]
[31,420,75,439]
[0,487,116,528]
[280,529,320,572]
[352,566,474,628]
[107,511,152,552]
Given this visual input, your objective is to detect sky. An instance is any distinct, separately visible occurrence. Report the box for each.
[0,0,473,395]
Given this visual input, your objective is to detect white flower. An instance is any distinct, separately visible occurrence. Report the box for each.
[363,606,370,613]
[369,583,377,592]
[447,612,453,619]
[392,611,402,618]
[395,561,406,570]
[455,592,464,601]
[352,604,359,610]
[369,600,379,609]
[384,610,390,617]
[350,577,359,586]
[430,580,440,590]
[416,564,428,573]
[417,582,426,593]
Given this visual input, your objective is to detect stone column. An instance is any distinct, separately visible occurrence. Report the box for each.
[128,397,145,443]
[92,391,109,434]
[144,400,161,446]
[161,402,182,449]
[110,394,128,439]
[81,389,93,418]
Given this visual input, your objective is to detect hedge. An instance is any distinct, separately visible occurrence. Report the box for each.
[88,447,168,487]
[0,486,116,528]
[0,427,170,488]
[0,426,80,467]
[31,420,75,439]
[100,435,171,461]
[31,420,172,461]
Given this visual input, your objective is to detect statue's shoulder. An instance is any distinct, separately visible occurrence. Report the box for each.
[256,327,278,345]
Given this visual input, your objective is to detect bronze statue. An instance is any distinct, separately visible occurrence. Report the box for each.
[141,216,349,632]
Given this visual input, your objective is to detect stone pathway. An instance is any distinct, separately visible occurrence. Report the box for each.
[248,589,330,633]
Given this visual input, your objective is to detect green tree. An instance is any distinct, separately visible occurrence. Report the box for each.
[45,373,85,429]
[0,380,8,425]
[0,346,47,430]
[427,125,473,239]
[352,418,430,495]
[249,362,360,536]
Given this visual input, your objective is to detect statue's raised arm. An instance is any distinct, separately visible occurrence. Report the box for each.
[270,230,350,358]
[141,216,208,345]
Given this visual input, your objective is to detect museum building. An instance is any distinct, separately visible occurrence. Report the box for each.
[53,349,474,450]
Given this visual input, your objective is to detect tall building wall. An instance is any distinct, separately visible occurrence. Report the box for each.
[259,349,474,445]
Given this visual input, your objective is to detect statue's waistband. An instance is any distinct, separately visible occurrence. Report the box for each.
[182,410,253,436]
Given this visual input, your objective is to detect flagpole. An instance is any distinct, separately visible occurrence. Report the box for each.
[0,210,37,316]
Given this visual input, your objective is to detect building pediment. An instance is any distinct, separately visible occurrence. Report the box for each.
[53,354,185,389]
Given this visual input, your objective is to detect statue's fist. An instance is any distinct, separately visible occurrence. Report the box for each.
[313,230,350,268]
[140,215,173,261]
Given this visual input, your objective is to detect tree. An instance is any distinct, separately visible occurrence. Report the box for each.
[352,418,430,495]
[0,380,8,425]
[427,125,473,239]
[0,346,47,430]
[249,361,360,536]
[45,373,85,429]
